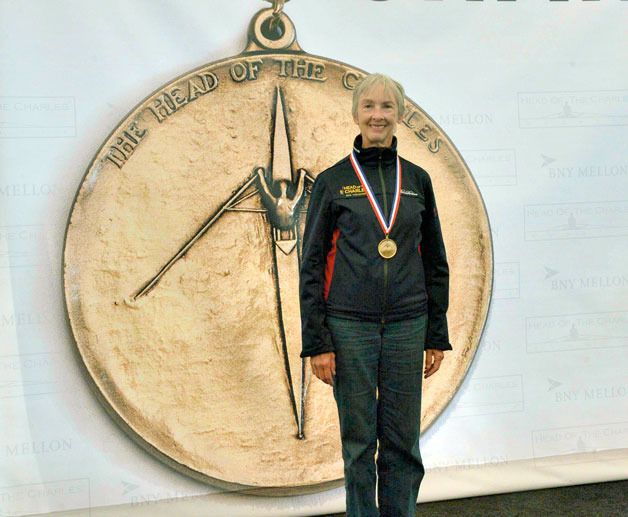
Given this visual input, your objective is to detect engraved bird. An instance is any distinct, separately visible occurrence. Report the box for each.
[257,168,306,231]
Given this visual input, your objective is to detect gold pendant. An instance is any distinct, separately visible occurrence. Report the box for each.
[378,238,397,259]
[63,3,492,492]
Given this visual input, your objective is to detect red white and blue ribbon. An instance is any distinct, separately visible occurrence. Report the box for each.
[349,151,402,237]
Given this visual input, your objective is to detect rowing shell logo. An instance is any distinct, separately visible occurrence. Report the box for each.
[131,87,313,440]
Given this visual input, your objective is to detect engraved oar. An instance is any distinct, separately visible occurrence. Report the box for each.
[132,173,258,300]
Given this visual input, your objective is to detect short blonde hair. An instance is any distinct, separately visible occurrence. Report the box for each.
[352,73,406,119]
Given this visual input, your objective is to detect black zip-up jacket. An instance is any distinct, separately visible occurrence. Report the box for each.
[299,136,452,357]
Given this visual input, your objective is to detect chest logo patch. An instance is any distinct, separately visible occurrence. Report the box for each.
[339,184,366,197]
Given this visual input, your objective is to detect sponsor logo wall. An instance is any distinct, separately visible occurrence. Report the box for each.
[1,1,625,515]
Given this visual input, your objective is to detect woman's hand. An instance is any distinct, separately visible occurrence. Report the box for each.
[424,349,444,378]
[310,352,336,386]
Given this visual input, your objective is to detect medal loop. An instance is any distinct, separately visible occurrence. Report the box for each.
[247,4,300,52]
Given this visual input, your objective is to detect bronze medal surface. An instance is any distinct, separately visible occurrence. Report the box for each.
[378,238,397,259]
[63,7,493,492]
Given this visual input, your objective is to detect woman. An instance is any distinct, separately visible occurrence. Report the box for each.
[299,73,452,517]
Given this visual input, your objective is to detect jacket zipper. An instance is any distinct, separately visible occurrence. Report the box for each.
[378,152,388,325]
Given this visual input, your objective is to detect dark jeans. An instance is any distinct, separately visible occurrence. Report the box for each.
[327,315,427,517]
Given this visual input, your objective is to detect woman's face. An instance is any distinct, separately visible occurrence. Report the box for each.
[353,84,402,148]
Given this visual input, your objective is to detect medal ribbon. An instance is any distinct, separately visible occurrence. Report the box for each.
[349,151,402,237]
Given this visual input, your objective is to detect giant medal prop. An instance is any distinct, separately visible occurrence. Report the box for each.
[63,1,493,492]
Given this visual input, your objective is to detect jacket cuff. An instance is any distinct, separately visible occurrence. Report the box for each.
[300,343,335,358]
[300,325,335,358]
[425,318,451,351]
[424,342,453,351]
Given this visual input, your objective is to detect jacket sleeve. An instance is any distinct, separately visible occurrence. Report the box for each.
[299,175,335,357]
[421,173,453,351]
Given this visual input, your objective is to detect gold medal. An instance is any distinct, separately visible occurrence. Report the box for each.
[378,238,397,259]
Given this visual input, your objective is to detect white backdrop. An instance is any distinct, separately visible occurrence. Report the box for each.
[1,1,627,516]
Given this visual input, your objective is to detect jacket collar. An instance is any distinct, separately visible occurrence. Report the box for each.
[352,135,398,168]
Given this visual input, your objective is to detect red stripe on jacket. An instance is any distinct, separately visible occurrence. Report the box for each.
[324,229,340,301]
